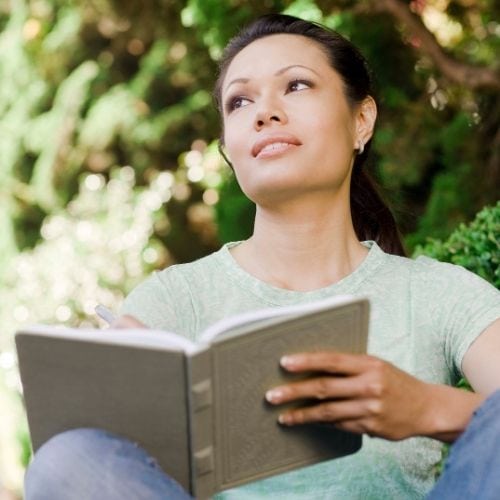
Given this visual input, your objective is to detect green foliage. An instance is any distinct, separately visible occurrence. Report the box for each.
[0,0,222,284]
[16,417,32,469]
[181,0,254,59]
[283,0,324,22]
[0,167,170,349]
[215,174,255,243]
[0,167,181,475]
[413,202,500,288]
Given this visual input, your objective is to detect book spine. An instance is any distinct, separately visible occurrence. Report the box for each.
[187,348,216,499]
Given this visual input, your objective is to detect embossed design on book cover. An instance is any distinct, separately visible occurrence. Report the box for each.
[212,305,364,488]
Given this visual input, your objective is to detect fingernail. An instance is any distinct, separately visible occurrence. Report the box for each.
[278,413,292,425]
[280,355,296,367]
[265,388,284,403]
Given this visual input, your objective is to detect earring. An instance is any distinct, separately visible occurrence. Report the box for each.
[357,140,364,155]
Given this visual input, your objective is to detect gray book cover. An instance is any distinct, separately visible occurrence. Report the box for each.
[16,295,369,498]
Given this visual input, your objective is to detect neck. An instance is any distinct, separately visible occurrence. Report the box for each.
[230,193,368,291]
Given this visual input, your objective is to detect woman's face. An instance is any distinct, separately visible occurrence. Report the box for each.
[221,34,370,206]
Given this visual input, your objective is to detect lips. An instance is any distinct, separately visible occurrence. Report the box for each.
[251,134,302,158]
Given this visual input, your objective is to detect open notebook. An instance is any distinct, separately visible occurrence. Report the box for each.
[16,294,369,498]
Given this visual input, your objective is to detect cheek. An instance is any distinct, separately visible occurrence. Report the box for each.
[224,122,248,162]
[304,109,355,155]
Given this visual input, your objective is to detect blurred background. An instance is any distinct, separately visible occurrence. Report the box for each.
[0,0,498,497]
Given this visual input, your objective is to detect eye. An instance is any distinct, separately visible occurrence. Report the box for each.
[226,96,252,113]
[287,79,312,93]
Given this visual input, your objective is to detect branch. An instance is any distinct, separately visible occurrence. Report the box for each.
[369,0,500,91]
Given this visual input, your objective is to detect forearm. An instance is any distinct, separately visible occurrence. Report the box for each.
[419,384,485,443]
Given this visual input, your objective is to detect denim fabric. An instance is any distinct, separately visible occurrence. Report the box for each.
[25,428,192,500]
[25,391,500,499]
[427,389,500,500]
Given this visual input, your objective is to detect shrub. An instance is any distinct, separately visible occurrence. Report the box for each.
[412,202,500,289]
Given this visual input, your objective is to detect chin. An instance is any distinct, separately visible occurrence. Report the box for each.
[242,182,312,206]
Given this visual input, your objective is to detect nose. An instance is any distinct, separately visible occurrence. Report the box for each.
[254,99,288,130]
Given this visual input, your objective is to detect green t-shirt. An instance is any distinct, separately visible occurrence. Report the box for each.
[121,241,500,499]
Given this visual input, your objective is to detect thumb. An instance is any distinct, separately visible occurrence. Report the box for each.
[110,315,148,329]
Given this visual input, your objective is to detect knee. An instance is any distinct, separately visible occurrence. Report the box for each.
[28,427,113,470]
[25,428,191,500]
[25,428,116,500]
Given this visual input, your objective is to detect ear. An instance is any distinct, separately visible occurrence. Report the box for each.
[355,96,377,146]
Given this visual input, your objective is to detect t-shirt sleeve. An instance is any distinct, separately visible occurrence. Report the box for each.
[417,257,500,379]
[120,272,178,330]
[119,267,196,339]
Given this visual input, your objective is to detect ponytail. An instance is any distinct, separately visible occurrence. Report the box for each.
[350,163,406,256]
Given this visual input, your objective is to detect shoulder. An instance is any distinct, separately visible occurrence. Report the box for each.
[376,249,500,336]
[379,250,496,291]
[153,244,229,286]
[120,246,231,333]
[121,248,223,306]
[414,255,497,295]
[131,243,237,303]
[366,246,499,315]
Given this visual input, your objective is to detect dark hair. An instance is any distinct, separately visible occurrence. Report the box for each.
[213,14,406,256]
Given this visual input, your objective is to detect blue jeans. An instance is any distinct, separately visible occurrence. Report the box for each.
[427,389,500,499]
[25,390,500,499]
[24,429,192,500]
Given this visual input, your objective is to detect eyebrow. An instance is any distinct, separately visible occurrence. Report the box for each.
[223,64,321,94]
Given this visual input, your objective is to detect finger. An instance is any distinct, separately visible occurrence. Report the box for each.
[281,351,380,376]
[266,375,365,405]
[278,399,369,426]
[332,418,374,436]
[334,417,406,440]
[110,315,147,329]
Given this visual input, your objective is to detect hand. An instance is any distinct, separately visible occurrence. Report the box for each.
[110,315,148,329]
[265,351,433,441]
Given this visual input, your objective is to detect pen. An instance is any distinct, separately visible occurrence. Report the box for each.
[95,304,117,325]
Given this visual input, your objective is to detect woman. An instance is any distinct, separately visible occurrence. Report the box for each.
[25,14,500,499]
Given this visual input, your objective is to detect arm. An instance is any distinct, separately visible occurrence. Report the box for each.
[423,316,500,441]
[462,317,500,395]
[266,318,500,443]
